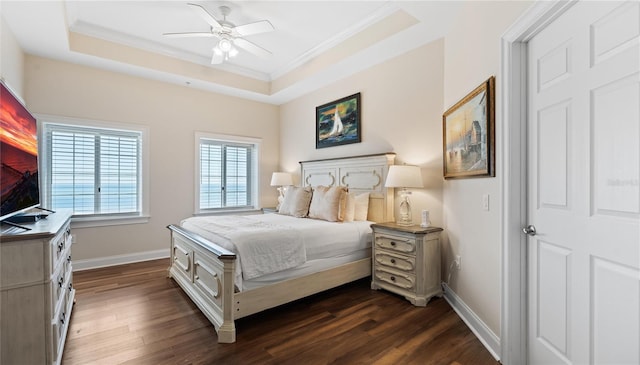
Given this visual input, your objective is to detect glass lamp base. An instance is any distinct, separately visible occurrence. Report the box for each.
[396,192,413,226]
[396,219,413,226]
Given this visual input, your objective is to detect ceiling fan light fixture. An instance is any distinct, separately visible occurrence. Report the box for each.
[218,38,232,52]
[166,3,274,65]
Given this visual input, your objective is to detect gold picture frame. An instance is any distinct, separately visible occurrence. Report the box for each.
[443,76,495,179]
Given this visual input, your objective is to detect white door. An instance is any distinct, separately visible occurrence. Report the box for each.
[527,1,639,364]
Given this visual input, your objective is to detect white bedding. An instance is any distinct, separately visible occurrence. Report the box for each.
[181,215,304,280]
[242,248,370,291]
[181,213,373,290]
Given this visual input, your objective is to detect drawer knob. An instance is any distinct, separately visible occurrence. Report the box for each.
[390,276,396,282]
[390,241,396,246]
[390,258,396,264]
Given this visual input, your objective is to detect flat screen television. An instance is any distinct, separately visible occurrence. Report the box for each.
[0,81,40,221]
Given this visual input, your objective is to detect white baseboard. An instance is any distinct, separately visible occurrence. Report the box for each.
[441,282,501,361]
[73,249,169,271]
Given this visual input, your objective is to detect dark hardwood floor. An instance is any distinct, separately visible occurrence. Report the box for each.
[62,259,498,365]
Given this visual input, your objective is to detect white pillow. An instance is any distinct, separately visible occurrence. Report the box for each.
[278,186,312,218]
[308,186,347,222]
[353,192,370,221]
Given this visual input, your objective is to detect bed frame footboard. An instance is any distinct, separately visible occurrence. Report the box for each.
[167,224,237,343]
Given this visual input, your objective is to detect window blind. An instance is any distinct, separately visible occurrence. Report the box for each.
[199,139,252,210]
[43,124,142,216]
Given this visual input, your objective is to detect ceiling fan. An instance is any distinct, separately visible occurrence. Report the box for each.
[163,3,274,64]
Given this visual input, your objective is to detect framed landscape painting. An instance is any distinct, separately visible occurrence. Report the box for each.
[443,76,495,179]
[316,93,361,149]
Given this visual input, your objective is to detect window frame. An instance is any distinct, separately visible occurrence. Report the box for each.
[39,115,150,228]
[195,132,261,215]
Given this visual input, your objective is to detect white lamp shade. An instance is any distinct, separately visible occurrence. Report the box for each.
[270,172,293,186]
[385,165,423,188]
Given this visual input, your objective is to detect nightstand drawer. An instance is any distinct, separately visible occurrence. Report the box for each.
[374,234,415,254]
[374,251,415,272]
[374,267,415,291]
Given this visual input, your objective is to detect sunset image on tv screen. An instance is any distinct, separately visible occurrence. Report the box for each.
[1,82,39,218]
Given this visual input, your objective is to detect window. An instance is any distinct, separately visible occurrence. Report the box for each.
[196,133,260,213]
[41,118,148,225]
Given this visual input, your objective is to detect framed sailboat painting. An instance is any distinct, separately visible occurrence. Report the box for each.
[316,93,361,149]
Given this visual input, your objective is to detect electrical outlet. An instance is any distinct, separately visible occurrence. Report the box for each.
[455,255,461,270]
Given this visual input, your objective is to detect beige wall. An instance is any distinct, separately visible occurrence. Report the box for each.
[0,17,24,97]
[280,39,445,228]
[24,56,280,261]
[442,1,532,337]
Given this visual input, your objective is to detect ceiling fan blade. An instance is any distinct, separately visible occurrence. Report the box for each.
[211,51,224,64]
[187,3,222,29]
[234,38,271,58]
[163,32,215,38]
[234,20,275,37]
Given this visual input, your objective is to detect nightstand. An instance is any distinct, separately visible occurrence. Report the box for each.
[370,222,443,306]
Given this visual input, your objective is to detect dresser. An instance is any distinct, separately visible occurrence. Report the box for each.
[1,210,75,365]
[370,222,443,306]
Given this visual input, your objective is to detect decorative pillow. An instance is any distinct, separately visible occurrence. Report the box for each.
[353,192,370,221]
[342,192,356,222]
[278,186,313,218]
[308,186,348,222]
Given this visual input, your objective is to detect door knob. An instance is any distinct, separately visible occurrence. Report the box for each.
[522,225,537,236]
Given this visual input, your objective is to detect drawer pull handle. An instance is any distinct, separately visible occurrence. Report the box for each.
[58,277,64,288]
[68,283,73,290]
[67,255,72,263]
[390,258,396,264]
[60,312,66,325]
[57,242,64,252]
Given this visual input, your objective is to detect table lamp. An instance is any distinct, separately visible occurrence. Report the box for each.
[270,172,293,208]
[384,165,423,226]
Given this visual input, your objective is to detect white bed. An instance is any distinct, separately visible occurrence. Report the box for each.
[167,153,396,343]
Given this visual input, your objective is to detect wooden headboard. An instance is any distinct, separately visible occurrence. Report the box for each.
[299,153,396,223]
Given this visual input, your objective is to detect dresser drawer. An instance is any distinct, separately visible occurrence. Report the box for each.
[51,223,71,273]
[51,289,72,363]
[374,233,415,254]
[374,266,416,291]
[51,292,68,357]
[51,268,66,314]
[374,251,415,272]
